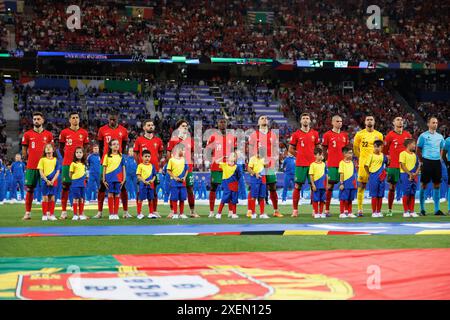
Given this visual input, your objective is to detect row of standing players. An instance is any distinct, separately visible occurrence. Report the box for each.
[18,111,450,220]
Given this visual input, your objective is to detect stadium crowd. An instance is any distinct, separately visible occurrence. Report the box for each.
[9,0,449,63]
[279,80,421,138]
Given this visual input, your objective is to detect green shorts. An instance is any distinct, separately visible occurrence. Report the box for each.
[211,171,223,185]
[265,168,277,185]
[25,169,40,188]
[327,167,339,183]
[186,172,194,187]
[295,166,310,184]
[387,168,400,184]
[62,165,71,184]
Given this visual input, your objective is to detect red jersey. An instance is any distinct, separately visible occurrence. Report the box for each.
[97,125,129,157]
[133,134,164,170]
[383,130,412,168]
[21,129,54,169]
[322,130,349,167]
[207,131,237,171]
[167,135,194,172]
[248,130,279,168]
[59,128,89,166]
[289,129,320,166]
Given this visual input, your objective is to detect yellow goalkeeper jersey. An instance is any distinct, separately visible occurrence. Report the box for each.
[353,129,383,164]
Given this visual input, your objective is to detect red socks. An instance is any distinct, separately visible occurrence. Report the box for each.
[372,198,383,212]
[388,189,395,210]
[49,200,55,216]
[42,201,48,216]
[340,200,345,213]
[153,194,158,212]
[108,196,114,215]
[402,196,409,212]
[61,189,69,211]
[312,201,319,214]
[120,188,128,211]
[25,191,33,212]
[79,201,84,216]
[187,191,195,209]
[269,190,278,210]
[319,202,324,214]
[114,196,120,214]
[325,189,333,211]
[258,198,265,214]
[72,201,84,216]
[171,200,178,214]
[292,188,300,210]
[403,195,415,212]
[137,201,143,214]
[209,191,216,212]
[148,200,154,214]
[217,202,225,214]
[179,201,185,214]
[371,198,377,213]
[347,201,352,214]
[98,191,106,212]
[248,197,256,213]
[409,195,415,212]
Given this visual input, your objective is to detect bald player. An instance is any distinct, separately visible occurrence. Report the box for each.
[383,116,412,216]
[322,115,349,216]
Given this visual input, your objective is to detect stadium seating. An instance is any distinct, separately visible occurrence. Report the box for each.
[158,84,287,128]
[11,0,450,63]
[0,19,8,51]
[279,80,421,138]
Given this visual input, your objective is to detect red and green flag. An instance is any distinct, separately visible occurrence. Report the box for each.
[125,6,153,19]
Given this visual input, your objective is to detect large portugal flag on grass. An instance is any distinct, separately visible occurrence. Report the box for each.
[1,249,450,300]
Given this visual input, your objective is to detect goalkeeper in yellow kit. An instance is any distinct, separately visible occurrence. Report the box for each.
[353,115,384,216]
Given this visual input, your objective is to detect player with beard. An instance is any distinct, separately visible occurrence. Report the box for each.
[288,113,320,217]
[166,119,200,218]
[58,112,89,220]
[134,119,164,217]
[353,115,384,216]
[93,111,129,219]
[21,112,54,220]
[206,118,237,217]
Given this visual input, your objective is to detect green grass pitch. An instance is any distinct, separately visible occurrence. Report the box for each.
[0,202,449,258]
